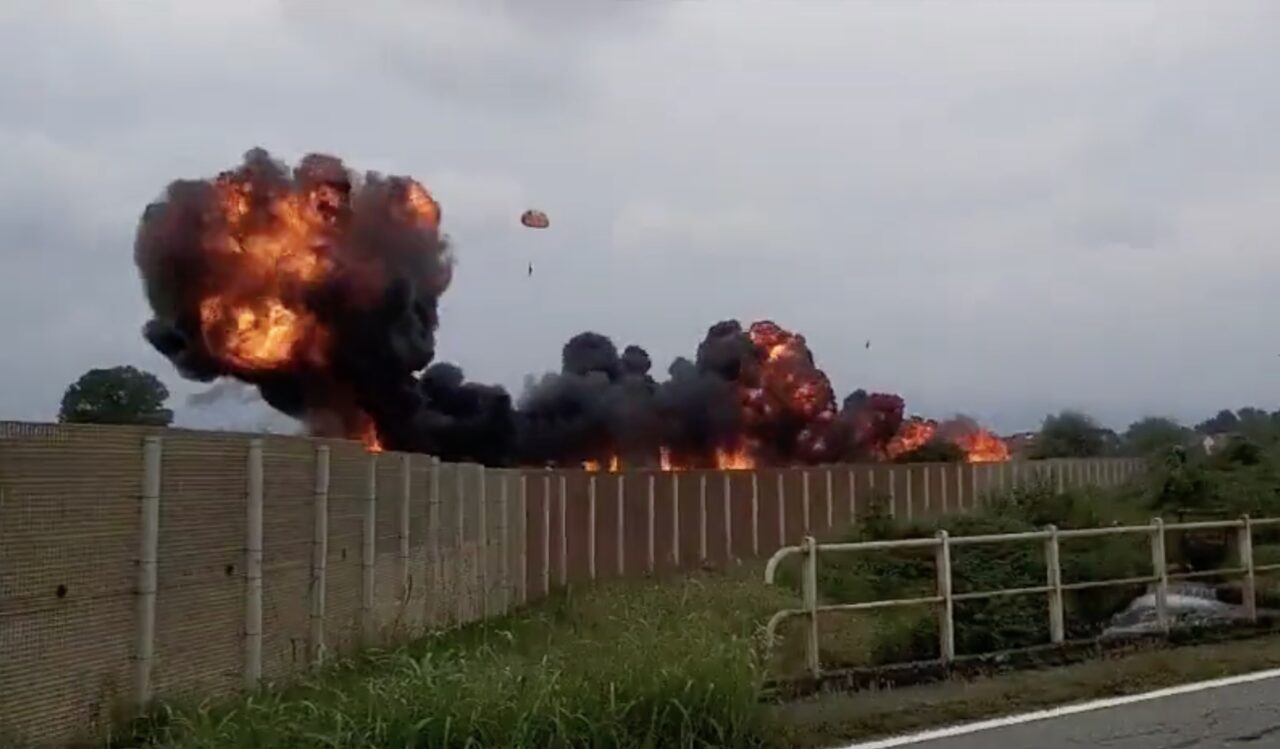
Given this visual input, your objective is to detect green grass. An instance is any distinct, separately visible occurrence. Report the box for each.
[110,568,799,749]
[105,454,1280,749]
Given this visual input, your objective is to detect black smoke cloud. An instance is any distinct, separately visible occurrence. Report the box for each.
[135,149,905,468]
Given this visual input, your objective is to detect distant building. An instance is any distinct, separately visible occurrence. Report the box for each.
[1003,431,1037,458]
[1201,432,1237,455]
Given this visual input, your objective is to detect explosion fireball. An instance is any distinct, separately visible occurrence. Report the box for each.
[136,149,1007,468]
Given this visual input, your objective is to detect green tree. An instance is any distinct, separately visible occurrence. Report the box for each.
[1196,409,1240,434]
[1031,410,1109,458]
[1123,416,1190,456]
[59,366,174,426]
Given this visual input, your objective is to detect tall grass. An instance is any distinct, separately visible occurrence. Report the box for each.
[116,572,797,749]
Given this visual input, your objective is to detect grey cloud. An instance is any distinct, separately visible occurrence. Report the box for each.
[1,1,1277,434]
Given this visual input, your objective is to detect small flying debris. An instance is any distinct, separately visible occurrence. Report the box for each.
[520,209,549,229]
[528,262,534,277]
[865,340,871,350]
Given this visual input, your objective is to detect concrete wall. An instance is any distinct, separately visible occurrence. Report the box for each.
[0,422,1143,745]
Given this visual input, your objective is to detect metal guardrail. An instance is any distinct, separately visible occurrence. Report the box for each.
[764,516,1280,678]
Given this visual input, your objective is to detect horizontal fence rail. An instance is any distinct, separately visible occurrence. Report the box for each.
[764,516,1280,678]
[0,421,1144,746]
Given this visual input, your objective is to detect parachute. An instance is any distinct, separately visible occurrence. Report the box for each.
[520,209,549,229]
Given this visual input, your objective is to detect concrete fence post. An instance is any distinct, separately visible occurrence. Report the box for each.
[398,454,411,610]
[649,474,658,572]
[308,445,330,666]
[1056,460,1066,495]
[722,472,732,560]
[825,469,834,529]
[777,472,787,546]
[936,530,955,664]
[541,473,551,594]
[751,471,760,555]
[614,474,624,576]
[848,468,857,524]
[922,466,931,515]
[558,475,568,587]
[454,464,467,623]
[244,438,264,688]
[133,435,163,708]
[1239,515,1257,623]
[1045,524,1064,644]
[969,464,979,510]
[361,452,378,643]
[587,475,598,580]
[1151,517,1169,634]
[499,471,510,613]
[699,473,709,561]
[887,467,897,521]
[802,470,812,530]
[518,474,528,604]
[904,468,914,523]
[479,466,489,619]
[427,458,441,623]
[802,535,820,679]
[672,473,681,566]
[939,464,948,513]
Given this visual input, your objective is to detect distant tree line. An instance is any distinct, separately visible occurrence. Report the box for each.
[1029,407,1280,459]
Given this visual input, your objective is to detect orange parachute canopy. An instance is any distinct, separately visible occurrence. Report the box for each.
[520,209,549,229]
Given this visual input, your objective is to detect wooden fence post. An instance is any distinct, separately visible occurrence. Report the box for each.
[309,445,330,665]
[134,435,162,707]
[244,438,264,688]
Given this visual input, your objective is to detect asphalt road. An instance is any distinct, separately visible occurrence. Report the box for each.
[848,672,1280,748]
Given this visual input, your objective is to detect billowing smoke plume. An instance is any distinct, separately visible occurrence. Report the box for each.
[136,149,1006,468]
[135,148,509,458]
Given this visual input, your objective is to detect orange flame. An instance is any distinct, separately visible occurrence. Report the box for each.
[956,429,1010,463]
[193,164,441,447]
[361,423,384,453]
[885,417,938,460]
[714,445,756,470]
[583,455,621,472]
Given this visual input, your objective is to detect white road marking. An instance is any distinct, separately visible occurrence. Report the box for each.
[836,667,1280,748]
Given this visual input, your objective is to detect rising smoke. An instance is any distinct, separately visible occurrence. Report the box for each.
[135,149,1005,467]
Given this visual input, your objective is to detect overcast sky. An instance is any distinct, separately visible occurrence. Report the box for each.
[2,1,1277,433]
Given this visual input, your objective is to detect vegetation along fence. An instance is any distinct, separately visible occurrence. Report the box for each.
[0,421,1141,745]
[764,516,1274,678]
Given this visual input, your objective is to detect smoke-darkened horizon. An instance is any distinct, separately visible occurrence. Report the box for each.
[136,149,1008,468]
